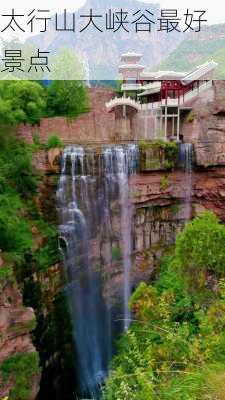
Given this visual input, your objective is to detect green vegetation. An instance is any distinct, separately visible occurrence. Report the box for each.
[0,79,88,125]
[46,81,89,118]
[0,129,36,262]
[103,212,225,399]
[0,265,13,288]
[0,81,46,125]
[186,111,195,123]
[155,30,225,79]
[1,352,40,400]
[34,225,59,272]
[160,175,169,191]
[139,140,178,171]
[112,245,122,262]
[46,134,64,150]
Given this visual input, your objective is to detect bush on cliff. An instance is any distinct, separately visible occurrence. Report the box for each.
[103,212,225,400]
[46,134,64,150]
[0,129,36,260]
[46,80,89,118]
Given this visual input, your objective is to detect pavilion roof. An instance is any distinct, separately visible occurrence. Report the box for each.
[121,52,142,60]
[119,64,145,71]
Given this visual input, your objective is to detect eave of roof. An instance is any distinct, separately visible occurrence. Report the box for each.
[181,60,218,84]
[140,71,187,80]
[119,64,145,70]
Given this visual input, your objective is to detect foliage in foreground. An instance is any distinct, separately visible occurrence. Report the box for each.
[0,78,88,125]
[103,212,225,399]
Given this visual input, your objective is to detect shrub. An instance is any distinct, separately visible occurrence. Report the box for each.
[46,134,63,150]
[175,211,225,276]
[160,175,169,191]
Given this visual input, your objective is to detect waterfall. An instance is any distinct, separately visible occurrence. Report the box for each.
[179,143,193,220]
[57,144,139,398]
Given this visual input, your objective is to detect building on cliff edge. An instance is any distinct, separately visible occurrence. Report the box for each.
[106,52,218,142]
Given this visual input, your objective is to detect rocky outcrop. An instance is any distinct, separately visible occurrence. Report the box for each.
[181,81,225,167]
[131,167,225,220]
[0,259,40,399]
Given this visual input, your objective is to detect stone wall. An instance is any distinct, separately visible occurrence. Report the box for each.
[17,87,158,145]
[18,88,117,145]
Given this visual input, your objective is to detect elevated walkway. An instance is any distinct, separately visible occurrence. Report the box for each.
[106,81,213,112]
[106,97,141,112]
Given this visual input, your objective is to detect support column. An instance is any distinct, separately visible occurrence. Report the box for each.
[159,108,163,139]
[172,114,175,138]
[123,105,126,118]
[177,108,180,142]
[165,106,168,141]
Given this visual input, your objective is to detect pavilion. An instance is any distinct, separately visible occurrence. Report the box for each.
[106,52,218,141]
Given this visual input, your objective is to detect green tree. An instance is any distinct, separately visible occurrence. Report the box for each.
[46,80,89,118]
[0,81,46,124]
[46,48,89,117]
[175,211,225,295]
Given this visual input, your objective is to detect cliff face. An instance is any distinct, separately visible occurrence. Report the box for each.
[181,81,225,167]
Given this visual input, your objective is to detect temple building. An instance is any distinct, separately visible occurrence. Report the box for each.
[106,52,218,141]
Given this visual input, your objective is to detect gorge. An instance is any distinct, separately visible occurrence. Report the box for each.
[1,80,225,399]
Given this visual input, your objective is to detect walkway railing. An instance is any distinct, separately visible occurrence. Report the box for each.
[106,81,213,112]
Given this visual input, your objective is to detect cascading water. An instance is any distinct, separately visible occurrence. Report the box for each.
[179,143,193,220]
[57,144,139,398]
